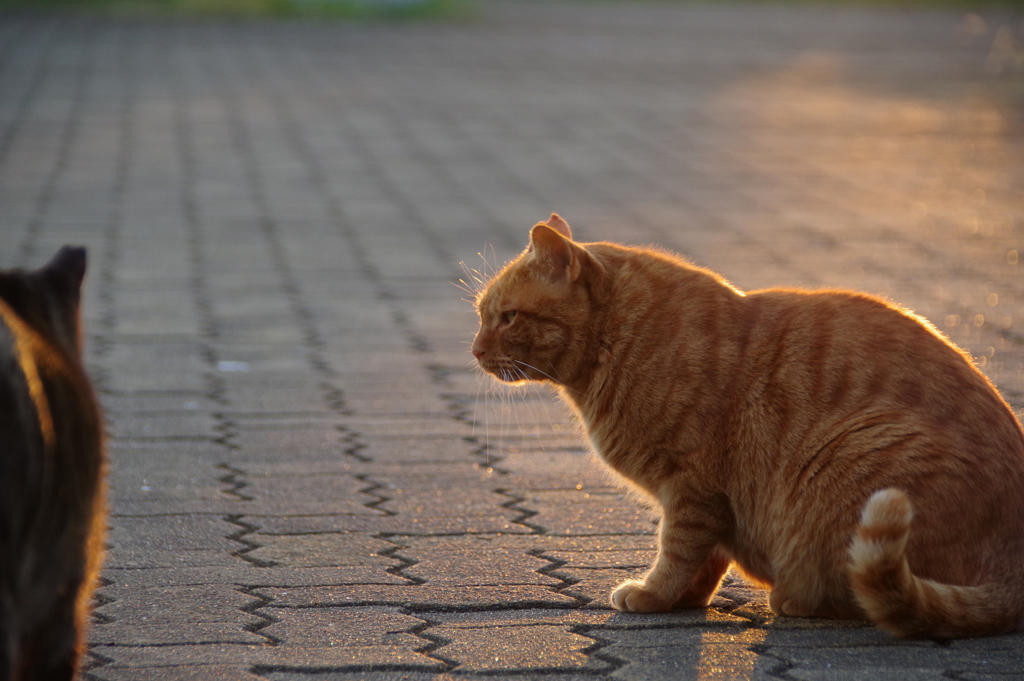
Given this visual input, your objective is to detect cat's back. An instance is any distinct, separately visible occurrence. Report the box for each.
[0,247,106,681]
[0,247,101,492]
[740,287,1018,429]
[0,290,102,523]
[0,304,56,523]
[736,287,1024,518]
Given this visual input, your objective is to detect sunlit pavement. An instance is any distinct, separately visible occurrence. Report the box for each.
[1,1,1023,678]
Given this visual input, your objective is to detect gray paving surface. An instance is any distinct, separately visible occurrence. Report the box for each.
[2,1,1024,678]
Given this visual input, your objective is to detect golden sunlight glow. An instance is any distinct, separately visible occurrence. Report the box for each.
[0,301,56,450]
[707,46,1023,395]
[696,629,769,680]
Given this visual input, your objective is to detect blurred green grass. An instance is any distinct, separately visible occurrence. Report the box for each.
[574,0,1024,7]
[0,0,476,18]
[1,0,1019,21]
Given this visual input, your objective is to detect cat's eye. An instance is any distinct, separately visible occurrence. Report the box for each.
[500,310,517,326]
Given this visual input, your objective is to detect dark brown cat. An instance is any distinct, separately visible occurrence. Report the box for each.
[0,247,106,680]
[472,215,1024,638]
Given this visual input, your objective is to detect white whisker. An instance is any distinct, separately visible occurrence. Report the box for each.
[512,359,583,394]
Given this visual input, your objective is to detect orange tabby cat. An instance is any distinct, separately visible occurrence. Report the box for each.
[471,215,1024,638]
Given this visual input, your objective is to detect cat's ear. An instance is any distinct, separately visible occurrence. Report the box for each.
[43,246,87,294]
[526,214,573,253]
[529,223,582,283]
[546,214,572,240]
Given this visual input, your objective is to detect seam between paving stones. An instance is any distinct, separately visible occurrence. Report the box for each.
[361,94,527,255]
[205,32,352,406]
[721,132,1024,300]
[575,628,625,677]
[204,44,617,669]
[496,489,546,535]
[13,18,98,266]
[238,587,281,646]
[340,426,372,463]
[82,650,115,681]
[266,37,462,293]
[231,28,438,356]
[747,645,810,680]
[355,474,397,516]
[378,537,426,586]
[219,465,281,568]
[226,515,278,569]
[0,19,62,170]
[83,578,118,680]
[430,364,513,475]
[328,55,542,257]
[654,118,1024,335]
[162,29,635,675]
[171,33,386,668]
[407,615,459,672]
[90,21,134,395]
[168,27,272,449]
[529,548,589,605]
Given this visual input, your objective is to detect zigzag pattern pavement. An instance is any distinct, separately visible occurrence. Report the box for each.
[0,1,1022,678]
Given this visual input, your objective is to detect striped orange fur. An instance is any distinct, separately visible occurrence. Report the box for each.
[471,215,1024,638]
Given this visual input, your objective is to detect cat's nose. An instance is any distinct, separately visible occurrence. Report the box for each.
[472,348,485,360]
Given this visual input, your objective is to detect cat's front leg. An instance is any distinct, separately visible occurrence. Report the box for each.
[611,501,729,613]
[672,546,732,608]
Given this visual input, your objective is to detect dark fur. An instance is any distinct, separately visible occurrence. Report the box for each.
[0,247,106,681]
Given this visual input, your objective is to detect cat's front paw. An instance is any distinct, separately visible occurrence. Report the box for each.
[611,580,673,613]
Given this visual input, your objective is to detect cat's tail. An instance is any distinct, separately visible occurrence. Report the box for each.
[848,488,1019,638]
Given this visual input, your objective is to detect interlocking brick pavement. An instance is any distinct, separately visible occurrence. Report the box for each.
[1,1,1023,678]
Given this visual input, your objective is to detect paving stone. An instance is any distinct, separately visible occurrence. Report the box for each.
[107,470,226,503]
[605,628,774,681]
[784,671,958,681]
[100,344,208,393]
[103,548,242,570]
[232,473,383,516]
[233,461,365,477]
[244,533,402,570]
[329,435,478,464]
[91,644,444,670]
[107,412,220,440]
[109,499,258,516]
[251,513,524,535]
[258,584,579,610]
[766,643,1024,676]
[513,489,658,535]
[90,622,267,646]
[339,417,474,440]
[429,608,616,628]
[397,536,563,587]
[545,549,657,570]
[98,393,221,414]
[260,606,428,651]
[90,665,266,680]
[217,386,336,414]
[432,624,602,673]
[512,535,662,553]
[107,515,236,553]
[95,585,265,628]
[262,674,446,681]
[100,566,416,589]
[229,426,351,458]
[495,450,613,490]
[556,567,651,609]
[373,486,511,520]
